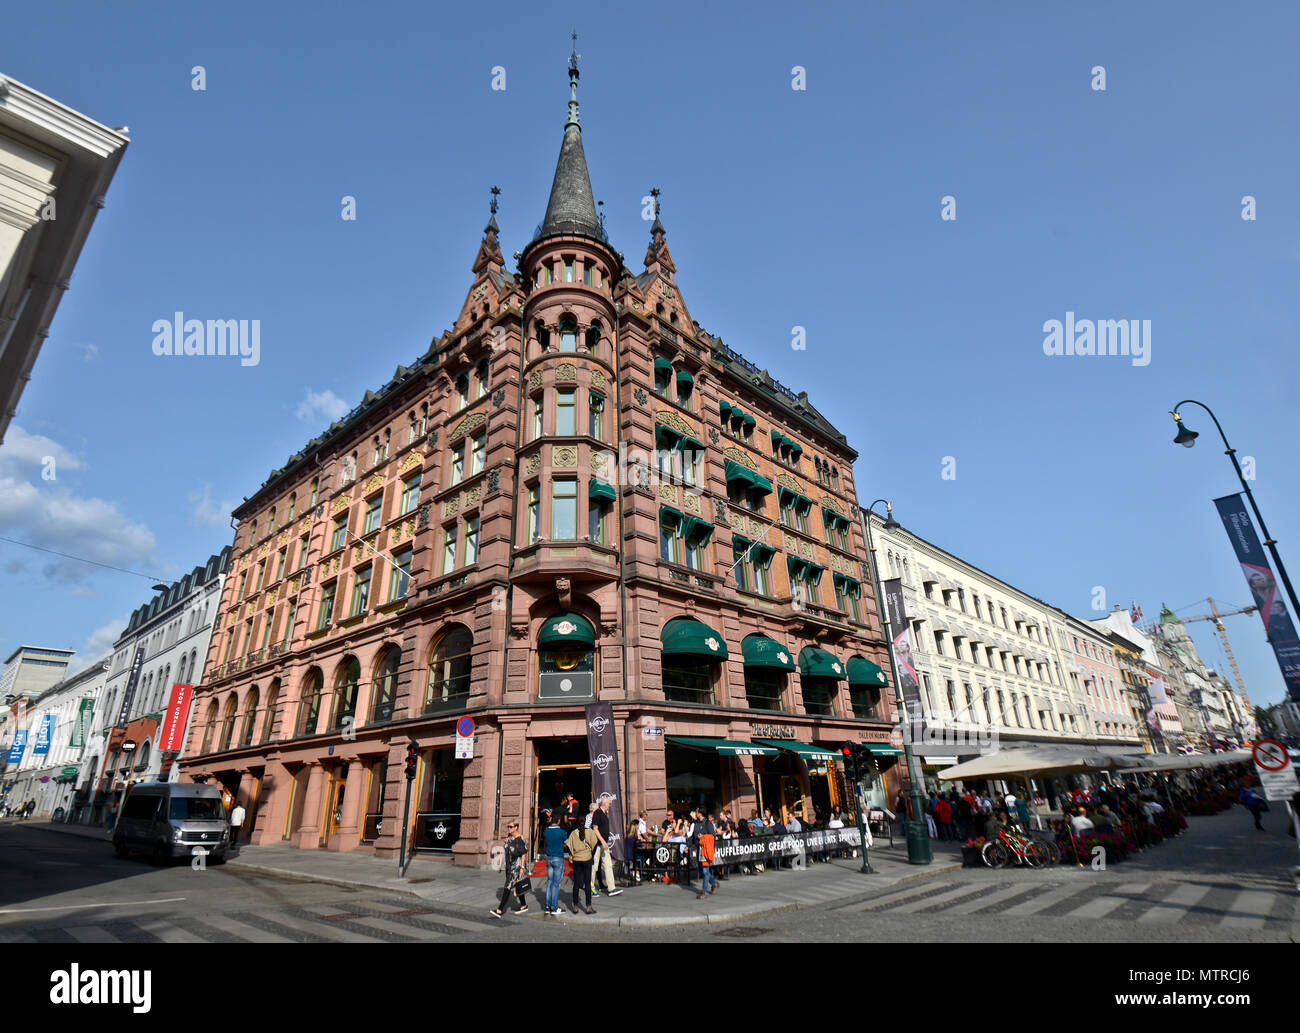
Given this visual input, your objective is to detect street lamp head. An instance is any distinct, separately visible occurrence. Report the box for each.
[882,502,900,530]
[1170,411,1198,448]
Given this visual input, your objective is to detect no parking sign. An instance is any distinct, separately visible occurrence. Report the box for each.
[1252,739,1298,802]
[456,717,475,759]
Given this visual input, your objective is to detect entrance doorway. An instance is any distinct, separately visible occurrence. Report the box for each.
[532,738,591,847]
[321,770,346,847]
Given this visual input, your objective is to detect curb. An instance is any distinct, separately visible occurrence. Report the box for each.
[225,859,422,897]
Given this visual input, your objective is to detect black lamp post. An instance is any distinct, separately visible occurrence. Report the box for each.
[862,499,932,865]
[1169,400,1300,621]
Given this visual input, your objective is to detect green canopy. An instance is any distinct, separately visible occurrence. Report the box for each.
[834,573,862,596]
[654,357,673,375]
[655,423,682,450]
[861,744,904,758]
[589,478,617,502]
[742,413,757,428]
[789,442,803,456]
[804,562,825,583]
[538,612,596,649]
[729,406,746,423]
[741,635,795,670]
[753,739,840,760]
[676,369,694,387]
[725,460,758,487]
[667,736,777,757]
[787,555,808,580]
[661,618,729,660]
[799,646,845,679]
[720,400,732,420]
[590,391,604,408]
[677,435,707,454]
[847,656,888,687]
[732,534,753,556]
[749,543,775,566]
[681,516,714,545]
[660,505,683,527]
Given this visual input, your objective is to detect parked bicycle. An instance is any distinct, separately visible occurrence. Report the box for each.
[982,826,1053,868]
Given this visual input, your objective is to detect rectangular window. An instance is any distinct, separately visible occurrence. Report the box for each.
[330,518,347,553]
[351,564,371,617]
[475,359,488,400]
[298,535,309,570]
[589,394,604,440]
[310,479,319,507]
[660,513,680,563]
[282,600,296,646]
[363,494,382,534]
[470,433,486,476]
[532,396,544,440]
[255,562,266,592]
[589,502,605,545]
[400,472,421,514]
[681,447,701,488]
[317,581,336,629]
[583,264,593,286]
[442,526,458,574]
[563,258,575,283]
[456,374,470,409]
[275,549,287,582]
[464,515,480,565]
[390,547,413,602]
[450,442,465,486]
[556,389,576,436]
[752,557,770,597]
[261,613,274,650]
[544,265,554,284]
[552,478,577,539]
[526,485,540,543]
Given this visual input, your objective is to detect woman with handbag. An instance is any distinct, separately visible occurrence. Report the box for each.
[491,820,531,917]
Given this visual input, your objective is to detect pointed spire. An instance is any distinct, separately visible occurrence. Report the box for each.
[485,185,500,236]
[473,186,504,275]
[536,38,603,242]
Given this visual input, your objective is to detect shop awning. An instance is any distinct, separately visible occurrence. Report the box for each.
[588,478,617,502]
[798,646,845,679]
[654,357,674,376]
[754,739,841,761]
[661,618,729,661]
[847,657,888,687]
[861,744,904,758]
[538,612,596,649]
[741,635,795,670]
[667,735,778,757]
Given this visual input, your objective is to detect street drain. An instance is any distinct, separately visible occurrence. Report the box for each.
[713,926,770,938]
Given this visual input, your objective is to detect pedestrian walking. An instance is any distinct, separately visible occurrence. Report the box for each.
[1241,786,1267,831]
[542,812,567,915]
[566,822,598,913]
[590,795,622,898]
[696,811,718,899]
[229,802,246,852]
[490,820,531,918]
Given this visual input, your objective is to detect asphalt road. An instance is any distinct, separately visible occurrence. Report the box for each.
[1,812,1296,943]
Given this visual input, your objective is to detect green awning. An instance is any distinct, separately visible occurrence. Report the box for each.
[770,429,783,444]
[661,618,729,660]
[659,505,683,526]
[725,460,758,487]
[538,612,596,649]
[590,391,604,408]
[681,516,714,545]
[677,435,706,454]
[589,478,617,502]
[720,401,732,420]
[789,442,803,456]
[655,423,682,450]
[742,413,757,428]
[750,471,773,495]
[834,573,862,596]
[795,495,812,514]
[804,562,824,583]
[740,635,795,670]
[732,534,753,555]
[729,406,745,423]
[654,357,673,375]
[676,369,694,387]
[847,657,888,687]
[753,739,841,761]
[861,744,904,758]
[787,555,808,580]
[667,736,778,757]
[750,543,775,566]
[799,646,845,679]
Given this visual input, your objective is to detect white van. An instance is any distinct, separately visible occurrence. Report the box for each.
[112,782,229,864]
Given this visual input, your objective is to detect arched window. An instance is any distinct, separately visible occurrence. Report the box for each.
[333,657,361,730]
[371,647,401,723]
[262,680,281,744]
[241,686,260,746]
[136,740,151,772]
[299,669,323,735]
[425,626,473,712]
[219,694,240,752]
[535,319,550,351]
[661,617,727,705]
[559,316,577,353]
[190,648,199,683]
[585,320,601,353]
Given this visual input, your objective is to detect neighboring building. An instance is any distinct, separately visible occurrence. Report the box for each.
[1265,700,1300,743]
[1059,615,1142,748]
[1204,670,1244,748]
[0,645,75,791]
[863,515,1119,783]
[177,55,898,865]
[0,74,128,444]
[79,549,229,824]
[1091,609,1159,753]
[7,656,109,816]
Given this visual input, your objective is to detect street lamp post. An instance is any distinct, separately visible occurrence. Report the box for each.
[1169,400,1300,621]
[862,500,933,865]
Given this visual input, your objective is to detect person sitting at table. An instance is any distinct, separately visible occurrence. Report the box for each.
[1092,805,1115,831]
[1070,806,1095,833]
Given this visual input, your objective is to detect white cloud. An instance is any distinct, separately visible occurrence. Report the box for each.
[296,387,349,424]
[65,616,127,675]
[0,426,157,585]
[79,343,99,362]
[187,482,240,528]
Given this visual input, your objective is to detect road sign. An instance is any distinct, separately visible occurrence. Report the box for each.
[455,728,474,760]
[456,717,475,738]
[61,766,78,778]
[1253,739,1288,772]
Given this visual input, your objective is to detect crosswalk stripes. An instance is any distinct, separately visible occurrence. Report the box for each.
[134,918,209,943]
[836,878,970,913]
[998,880,1094,916]
[66,925,121,943]
[1061,883,1152,920]
[948,882,1039,916]
[1136,882,1213,924]
[891,882,991,915]
[1219,890,1275,930]
[193,913,294,943]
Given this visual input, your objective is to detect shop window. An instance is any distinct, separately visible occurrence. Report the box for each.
[425,626,473,712]
[745,668,786,711]
[801,677,837,717]
[665,743,723,815]
[850,685,881,719]
[300,670,323,734]
[371,648,401,723]
[333,657,361,730]
[662,657,715,705]
[362,758,388,843]
[413,747,465,852]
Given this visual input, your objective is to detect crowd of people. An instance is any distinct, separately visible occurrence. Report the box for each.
[0,798,38,819]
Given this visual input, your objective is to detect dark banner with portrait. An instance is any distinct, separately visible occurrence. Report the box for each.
[115,646,146,730]
[1214,494,1300,703]
[882,577,925,742]
[584,701,626,861]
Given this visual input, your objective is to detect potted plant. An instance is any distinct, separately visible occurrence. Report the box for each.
[961,837,986,867]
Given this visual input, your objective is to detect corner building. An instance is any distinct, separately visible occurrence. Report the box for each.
[178,58,898,864]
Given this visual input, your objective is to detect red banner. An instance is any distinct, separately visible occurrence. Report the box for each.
[158,684,194,752]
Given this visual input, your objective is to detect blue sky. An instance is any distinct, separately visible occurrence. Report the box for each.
[2,1,1297,707]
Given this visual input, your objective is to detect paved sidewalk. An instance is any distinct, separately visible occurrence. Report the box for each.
[23,818,963,927]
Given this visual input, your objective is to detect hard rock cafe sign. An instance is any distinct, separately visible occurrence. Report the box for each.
[751,724,796,739]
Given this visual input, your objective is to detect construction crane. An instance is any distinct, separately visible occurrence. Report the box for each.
[1179,597,1256,705]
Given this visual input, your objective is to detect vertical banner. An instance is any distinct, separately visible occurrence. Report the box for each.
[32,714,54,757]
[115,646,146,730]
[69,698,95,748]
[1214,494,1300,703]
[158,684,195,753]
[7,729,28,765]
[584,701,625,862]
[882,577,924,742]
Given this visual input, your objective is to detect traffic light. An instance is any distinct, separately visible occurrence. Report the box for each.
[840,742,858,783]
[404,740,419,780]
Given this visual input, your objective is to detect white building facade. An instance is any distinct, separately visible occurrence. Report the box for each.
[1060,615,1143,746]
